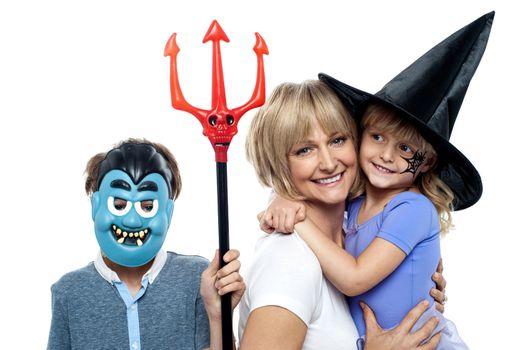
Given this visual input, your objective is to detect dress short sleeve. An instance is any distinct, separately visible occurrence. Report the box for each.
[378,192,439,255]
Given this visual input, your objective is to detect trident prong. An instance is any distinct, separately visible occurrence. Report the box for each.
[165,20,268,163]
[203,20,230,115]
[164,33,208,121]
[233,33,269,117]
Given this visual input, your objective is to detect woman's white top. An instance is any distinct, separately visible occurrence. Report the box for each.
[238,232,359,349]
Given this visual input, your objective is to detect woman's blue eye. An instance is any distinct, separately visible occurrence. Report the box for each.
[332,136,347,145]
[295,147,311,156]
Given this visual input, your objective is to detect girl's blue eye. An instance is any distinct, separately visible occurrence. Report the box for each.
[399,144,413,153]
[372,134,384,141]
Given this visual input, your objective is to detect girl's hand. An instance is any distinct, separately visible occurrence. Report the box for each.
[257,196,306,234]
[430,258,447,313]
[200,249,245,321]
[363,300,441,350]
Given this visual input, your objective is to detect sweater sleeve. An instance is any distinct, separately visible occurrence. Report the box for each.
[47,283,71,350]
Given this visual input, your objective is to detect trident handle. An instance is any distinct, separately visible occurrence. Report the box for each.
[166,20,267,350]
[216,162,232,349]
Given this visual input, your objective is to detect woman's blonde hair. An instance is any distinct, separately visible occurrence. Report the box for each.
[361,103,455,233]
[246,80,362,201]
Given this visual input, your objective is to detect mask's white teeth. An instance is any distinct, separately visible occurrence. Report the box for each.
[136,239,143,246]
[134,232,139,238]
[112,225,117,230]
[117,237,125,244]
[116,228,122,236]
[123,232,128,238]
[139,231,145,239]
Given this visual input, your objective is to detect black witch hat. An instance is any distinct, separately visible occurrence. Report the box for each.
[320,11,494,210]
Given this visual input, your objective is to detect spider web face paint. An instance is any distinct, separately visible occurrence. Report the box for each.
[400,150,427,176]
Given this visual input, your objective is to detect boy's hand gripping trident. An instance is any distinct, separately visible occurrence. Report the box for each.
[165,20,268,349]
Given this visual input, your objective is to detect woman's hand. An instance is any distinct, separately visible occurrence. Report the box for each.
[363,300,441,350]
[430,258,447,313]
[257,196,306,234]
[200,249,245,321]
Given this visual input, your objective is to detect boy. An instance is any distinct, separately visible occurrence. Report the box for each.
[47,139,243,350]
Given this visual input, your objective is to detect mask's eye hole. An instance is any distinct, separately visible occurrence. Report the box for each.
[134,199,159,218]
[208,115,217,126]
[226,115,234,125]
[107,196,132,216]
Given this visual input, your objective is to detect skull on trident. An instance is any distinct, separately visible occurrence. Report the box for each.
[164,20,268,162]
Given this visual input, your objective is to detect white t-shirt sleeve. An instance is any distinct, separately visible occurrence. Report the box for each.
[246,233,323,325]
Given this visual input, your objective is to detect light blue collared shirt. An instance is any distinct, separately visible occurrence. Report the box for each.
[94,250,168,350]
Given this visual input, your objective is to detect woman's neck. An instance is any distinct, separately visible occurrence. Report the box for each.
[304,201,346,244]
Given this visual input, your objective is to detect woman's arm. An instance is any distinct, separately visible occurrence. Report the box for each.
[363,300,441,350]
[200,250,245,350]
[295,218,406,296]
[240,306,307,350]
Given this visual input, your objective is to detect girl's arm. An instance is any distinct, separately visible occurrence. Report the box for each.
[239,306,307,350]
[295,218,405,296]
[257,195,306,234]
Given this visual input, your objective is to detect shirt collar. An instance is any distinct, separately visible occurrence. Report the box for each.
[94,249,168,285]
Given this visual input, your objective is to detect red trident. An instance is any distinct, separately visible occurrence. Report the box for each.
[165,20,268,349]
[164,20,268,163]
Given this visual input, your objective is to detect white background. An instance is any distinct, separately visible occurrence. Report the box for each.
[0,1,522,348]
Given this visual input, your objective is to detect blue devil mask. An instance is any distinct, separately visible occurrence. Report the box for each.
[90,143,176,267]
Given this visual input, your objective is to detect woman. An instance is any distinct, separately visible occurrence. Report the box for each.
[238,80,443,349]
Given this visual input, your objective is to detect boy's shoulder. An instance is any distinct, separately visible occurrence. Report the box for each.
[51,262,98,295]
[164,251,209,274]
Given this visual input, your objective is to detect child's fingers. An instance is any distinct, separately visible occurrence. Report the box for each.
[284,212,295,233]
[216,271,243,291]
[259,211,275,234]
[202,250,220,278]
[216,259,241,279]
[222,249,240,263]
[217,280,246,296]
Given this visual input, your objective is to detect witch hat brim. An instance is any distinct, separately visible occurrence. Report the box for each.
[320,11,494,210]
